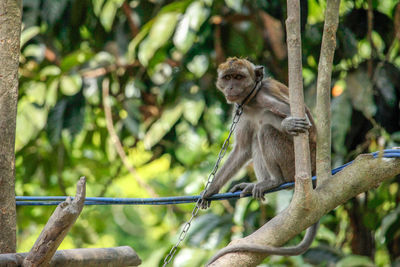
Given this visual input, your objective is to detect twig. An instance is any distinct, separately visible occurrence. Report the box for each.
[122,0,139,37]
[80,62,139,79]
[315,0,340,186]
[22,177,86,267]
[102,78,158,197]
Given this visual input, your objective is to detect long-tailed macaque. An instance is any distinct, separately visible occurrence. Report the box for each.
[199,57,318,264]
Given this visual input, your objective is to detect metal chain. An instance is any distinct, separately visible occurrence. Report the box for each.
[162,104,244,267]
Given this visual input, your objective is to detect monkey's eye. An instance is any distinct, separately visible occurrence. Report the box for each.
[234,74,244,80]
[223,75,231,80]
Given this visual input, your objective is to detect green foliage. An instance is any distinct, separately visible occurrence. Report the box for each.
[16,0,400,266]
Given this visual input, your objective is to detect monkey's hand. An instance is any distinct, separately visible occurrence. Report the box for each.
[281,117,311,136]
[198,187,219,209]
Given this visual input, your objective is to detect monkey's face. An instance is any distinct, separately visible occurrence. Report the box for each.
[216,67,255,103]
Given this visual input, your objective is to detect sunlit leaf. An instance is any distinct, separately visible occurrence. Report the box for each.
[182,96,205,126]
[336,255,374,267]
[60,75,83,96]
[60,50,94,72]
[23,44,45,60]
[173,2,210,53]
[138,12,180,66]
[20,26,40,47]
[15,98,48,151]
[40,66,61,79]
[143,103,184,149]
[100,0,125,32]
[92,0,106,17]
[187,55,209,77]
[225,0,243,12]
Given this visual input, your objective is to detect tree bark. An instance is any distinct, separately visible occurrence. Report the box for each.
[0,246,141,267]
[22,177,86,267]
[209,154,400,266]
[0,0,22,254]
[316,0,340,185]
[285,0,313,193]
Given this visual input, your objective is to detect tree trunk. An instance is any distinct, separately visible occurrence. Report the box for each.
[0,0,22,254]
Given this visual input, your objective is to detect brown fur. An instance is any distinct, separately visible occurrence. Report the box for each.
[203,57,316,205]
[200,58,318,262]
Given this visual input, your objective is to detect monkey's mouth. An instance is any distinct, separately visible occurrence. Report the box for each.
[226,94,243,101]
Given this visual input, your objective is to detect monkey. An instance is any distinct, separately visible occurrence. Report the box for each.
[198,57,318,264]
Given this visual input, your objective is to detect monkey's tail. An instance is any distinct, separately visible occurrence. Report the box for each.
[206,222,319,266]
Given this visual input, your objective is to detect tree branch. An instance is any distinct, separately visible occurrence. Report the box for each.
[315,0,340,186]
[208,155,400,266]
[285,0,313,194]
[22,177,86,267]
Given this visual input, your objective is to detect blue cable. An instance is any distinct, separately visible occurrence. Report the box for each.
[16,149,400,206]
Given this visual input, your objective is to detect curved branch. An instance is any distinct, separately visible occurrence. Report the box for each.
[102,78,158,197]
[209,155,400,266]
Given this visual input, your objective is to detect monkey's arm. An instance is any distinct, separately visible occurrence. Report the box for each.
[199,145,251,209]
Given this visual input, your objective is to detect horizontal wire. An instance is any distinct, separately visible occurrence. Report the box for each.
[16,149,400,206]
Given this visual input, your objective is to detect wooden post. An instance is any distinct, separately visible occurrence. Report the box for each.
[23,177,86,267]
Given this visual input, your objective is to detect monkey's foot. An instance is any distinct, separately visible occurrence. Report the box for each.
[229,183,255,198]
[252,180,280,201]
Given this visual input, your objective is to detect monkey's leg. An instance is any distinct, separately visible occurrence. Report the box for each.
[199,146,251,209]
[253,125,287,200]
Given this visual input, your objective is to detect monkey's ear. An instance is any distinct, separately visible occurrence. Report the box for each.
[254,66,264,82]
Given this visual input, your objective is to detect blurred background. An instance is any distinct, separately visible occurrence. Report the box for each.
[16,0,400,266]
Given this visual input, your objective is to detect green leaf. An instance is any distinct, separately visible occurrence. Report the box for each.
[331,91,352,158]
[15,98,48,151]
[40,66,61,79]
[46,99,67,144]
[100,0,125,32]
[20,26,40,47]
[63,92,85,138]
[127,20,154,61]
[175,121,206,165]
[225,0,243,12]
[138,12,180,66]
[182,96,205,126]
[60,75,82,96]
[92,0,106,17]
[24,81,47,106]
[336,255,374,267]
[173,2,210,53]
[143,103,184,149]
[23,44,45,60]
[187,55,209,78]
[60,50,94,72]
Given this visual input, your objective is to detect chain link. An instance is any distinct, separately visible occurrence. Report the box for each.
[162,104,244,266]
